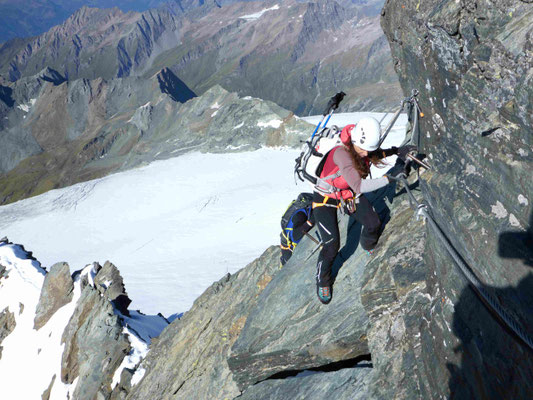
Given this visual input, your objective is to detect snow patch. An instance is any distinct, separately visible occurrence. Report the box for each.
[211,109,219,117]
[0,243,83,399]
[518,194,529,206]
[465,164,479,176]
[491,201,508,219]
[518,148,528,157]
[17,98,37,112]
[233,122,244,130]
[112,327,149,388]
[240,5,280,20]
[225,144,248,150]
[258,119,283,129]
[509,214,521,228]
[210,102,220,109]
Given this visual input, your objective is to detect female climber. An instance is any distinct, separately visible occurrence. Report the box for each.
[312,116,415,304]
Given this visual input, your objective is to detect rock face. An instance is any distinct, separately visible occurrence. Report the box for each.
[381,0,533,398]
[34,262,74,329]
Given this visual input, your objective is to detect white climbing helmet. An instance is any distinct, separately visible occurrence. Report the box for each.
[351,117,381,151]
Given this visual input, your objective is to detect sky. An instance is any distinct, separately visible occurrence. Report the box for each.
[0,112,407,318]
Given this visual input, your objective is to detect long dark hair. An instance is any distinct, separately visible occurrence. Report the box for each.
[345,145,386,179]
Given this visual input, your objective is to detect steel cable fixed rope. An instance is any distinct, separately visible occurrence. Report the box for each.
[399,176,533,351]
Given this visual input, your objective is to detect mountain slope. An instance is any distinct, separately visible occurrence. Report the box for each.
[0,66,310,204]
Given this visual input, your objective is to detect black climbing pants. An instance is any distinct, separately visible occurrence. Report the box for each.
[314,192,381,287]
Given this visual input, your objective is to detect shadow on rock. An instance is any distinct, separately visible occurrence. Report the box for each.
[448,275,533,399]
[498,212,533,267]
[331,181,396,281]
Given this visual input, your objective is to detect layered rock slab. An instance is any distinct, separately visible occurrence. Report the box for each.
[237,366,374,400]
[61,264,131,400]
[127,246,281,400]
[34,262,74,329]
[228,217,370,389]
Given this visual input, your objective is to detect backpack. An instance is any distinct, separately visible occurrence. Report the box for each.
[280,192,313,245]
[294,125,342,186]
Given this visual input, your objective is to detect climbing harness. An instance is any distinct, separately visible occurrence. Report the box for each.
[397,175,533,351]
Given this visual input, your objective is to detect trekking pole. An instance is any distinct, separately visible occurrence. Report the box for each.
[311,91,346,139]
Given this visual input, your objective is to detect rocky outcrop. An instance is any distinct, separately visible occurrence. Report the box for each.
[34,262,74,330]
[61,269,131,400]
[93,261,132,315]
[0,239,168,400]
[0,308,16,359]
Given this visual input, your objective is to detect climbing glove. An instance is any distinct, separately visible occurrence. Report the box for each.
[397,145,418,161]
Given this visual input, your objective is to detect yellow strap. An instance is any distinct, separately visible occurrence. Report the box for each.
[312,195,329,209]
[281,231,296,251]
[312,195,342,209]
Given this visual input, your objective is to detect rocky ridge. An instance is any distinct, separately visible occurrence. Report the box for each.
[0,66,310,204]
[0,240,168,400]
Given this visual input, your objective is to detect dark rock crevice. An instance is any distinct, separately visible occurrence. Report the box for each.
[264,354,373,381]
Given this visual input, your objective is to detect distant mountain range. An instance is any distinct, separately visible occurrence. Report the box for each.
[0,0,173,43]
[0,64,310,204]
[0,0,398,114]
[0,0,385,43]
